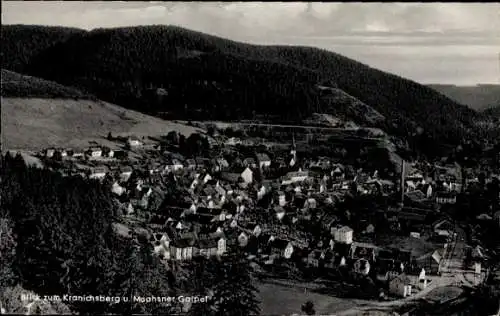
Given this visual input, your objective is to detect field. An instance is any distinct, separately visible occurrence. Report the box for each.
[1,97,201,151]
[257,281,358,315]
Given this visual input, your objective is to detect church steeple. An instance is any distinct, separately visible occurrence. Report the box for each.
[290,134,297,158]
[289,133,297,167]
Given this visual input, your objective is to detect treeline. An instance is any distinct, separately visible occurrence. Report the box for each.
[0,153,260,315]
[1,69,93,99]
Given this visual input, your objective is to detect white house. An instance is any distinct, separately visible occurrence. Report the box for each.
[217,237,227,256]
[127,137,143,147]
[285,169,309,183]
[45,148,56,158]
[111,182,126,196]
[332,226,354,244]
[120,166,133,182]
[257,185,267,200]
[87,147,102,158]
[225,137,241,146]
[241,167,253,184]
[277,191,287,206]
[256,153,272,169]
[89,167,107,180]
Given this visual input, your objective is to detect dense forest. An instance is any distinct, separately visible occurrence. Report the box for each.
[0,153,260,315]
[1,69,93,99]
[2,25,494,152]
[0,25,85,72]
[483,105,500,118]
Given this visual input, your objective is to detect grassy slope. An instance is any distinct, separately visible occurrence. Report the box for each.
[1,97,200,151]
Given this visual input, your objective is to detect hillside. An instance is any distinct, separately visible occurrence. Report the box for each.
[1,24,86,73]
[1,97,200,151]
[2,24,489,151]
[483,105,500,118]
[1,69,92,99]
[428,84,500,111]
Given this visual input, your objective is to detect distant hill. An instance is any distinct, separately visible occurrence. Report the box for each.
[1,24,489,153]
[428,84,500,111]
[483,105,500,118]
[1,24,86,73]
[1,69,92,99]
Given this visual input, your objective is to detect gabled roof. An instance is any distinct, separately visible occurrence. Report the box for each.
[256,153,271,161]
[171,237,196,248]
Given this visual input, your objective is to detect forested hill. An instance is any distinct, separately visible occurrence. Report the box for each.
[1,25,86,73]
[1,69,93,99]
[483,105,500,118]
[1,24,489,148]
[428,84,500,111]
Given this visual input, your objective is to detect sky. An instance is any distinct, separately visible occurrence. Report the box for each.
[2,2,499,85]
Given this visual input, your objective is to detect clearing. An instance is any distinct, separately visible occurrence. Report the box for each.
[1,97,201,151]
[257,281,358,315]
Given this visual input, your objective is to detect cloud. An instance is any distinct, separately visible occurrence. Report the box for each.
[2,1,499,84]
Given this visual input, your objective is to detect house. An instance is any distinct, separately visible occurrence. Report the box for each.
[350,242,380,262]
[244,223,262,237]
[127,136,143,147]
[389,273,413,298]
[195,157,210,170]
[170,238,196,261]
[101,147,114,158]
[215,157,230,171]
[87,147,102,158]
[306,250,323,268]
[45,148,56,158]
[196,237,226,258]
[238,232,249,247]
[120,166,133,182]
[433,219,455,237]
[55,148,68,158]
[303,197,318,210]
[89,166,108,180]
[221,167,253,184]
[283,170,310,184]
[243,157,257,168]
[111,182,126,196]
[151,232,171,260]
[164,159,184,173]
[256,153,272,169]
[225,137,241,146]
[185,159,197,170]
[415,250,442,275]
[277,191,287,206]
[331,226,353,244]
[270,239,294,259]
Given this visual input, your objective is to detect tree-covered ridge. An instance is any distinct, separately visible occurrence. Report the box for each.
[1,24,86,73]
[483,105,500,118]
[3,24,491,148]
[1,69,93,99]
[0,153,261,315]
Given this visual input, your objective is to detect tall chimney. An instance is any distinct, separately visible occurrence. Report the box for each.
[400,160,405,207]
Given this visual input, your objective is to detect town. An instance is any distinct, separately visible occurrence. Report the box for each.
[21,120,500,313]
